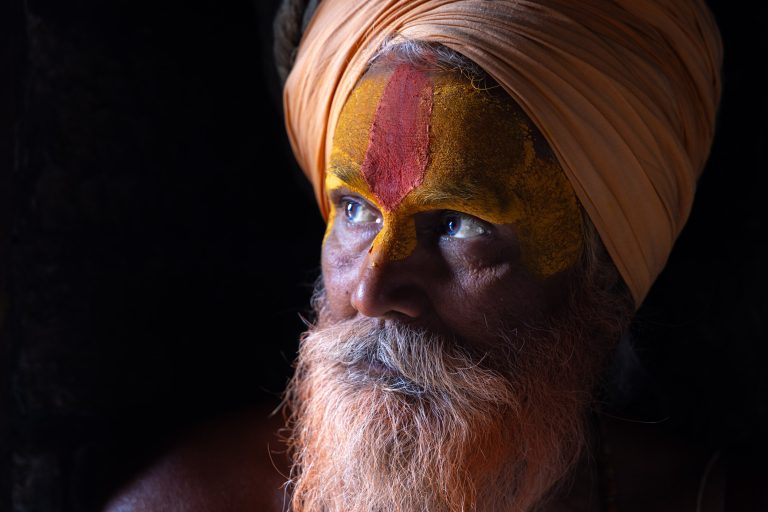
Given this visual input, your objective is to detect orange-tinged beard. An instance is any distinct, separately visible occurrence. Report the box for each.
[283,280,630,512]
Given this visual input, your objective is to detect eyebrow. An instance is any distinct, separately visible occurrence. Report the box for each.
[327,164,368,192]
[329,162,516,215]
[415,178,508,211]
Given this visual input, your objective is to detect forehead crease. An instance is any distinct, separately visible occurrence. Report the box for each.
[412,178,508,209]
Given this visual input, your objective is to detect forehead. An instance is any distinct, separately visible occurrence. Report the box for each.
[328,62,583,277]
[330,64,556,220]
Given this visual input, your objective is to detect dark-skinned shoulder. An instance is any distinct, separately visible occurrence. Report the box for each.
[102,406,289,512]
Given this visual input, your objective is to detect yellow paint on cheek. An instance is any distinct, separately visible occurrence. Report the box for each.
[513,156,583,277]
[323,189,337,247]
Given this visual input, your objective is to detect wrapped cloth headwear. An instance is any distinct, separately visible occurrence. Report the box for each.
[282,0,723,306]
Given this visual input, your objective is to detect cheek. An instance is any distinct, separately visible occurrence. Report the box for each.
[320,221,367,320]
[324,201,380,256]
[320,247,355,320]
[432,254,555,339]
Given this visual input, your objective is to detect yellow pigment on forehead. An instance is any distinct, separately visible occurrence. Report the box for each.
[327,67,583,277]
[325,75,387,245]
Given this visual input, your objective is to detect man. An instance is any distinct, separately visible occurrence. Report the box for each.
[277,0,721,510]
[106,0,734,510]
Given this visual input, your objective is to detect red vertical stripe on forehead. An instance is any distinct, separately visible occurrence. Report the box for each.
[361,64,433,211]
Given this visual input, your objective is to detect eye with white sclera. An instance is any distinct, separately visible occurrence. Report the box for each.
[440,212,489,239]
[338,196,487,240]
[342,198,382,225]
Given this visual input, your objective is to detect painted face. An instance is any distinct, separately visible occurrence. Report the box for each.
[322,62,585,335]
[326,63,582,278]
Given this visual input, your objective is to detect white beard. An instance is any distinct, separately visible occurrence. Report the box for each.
[283,307,615,512]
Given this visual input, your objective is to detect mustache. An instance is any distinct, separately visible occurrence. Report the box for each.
[305,316,512,399]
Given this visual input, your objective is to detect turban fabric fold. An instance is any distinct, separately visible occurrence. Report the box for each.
[283,0,722,305]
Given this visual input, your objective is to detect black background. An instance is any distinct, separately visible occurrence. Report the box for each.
[0,1,765,511]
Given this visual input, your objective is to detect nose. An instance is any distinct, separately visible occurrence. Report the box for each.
[350,249,429,320]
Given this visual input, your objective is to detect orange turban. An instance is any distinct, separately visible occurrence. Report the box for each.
[283,0,723,306]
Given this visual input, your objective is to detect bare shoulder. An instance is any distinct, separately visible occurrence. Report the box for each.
[103,406,290,512]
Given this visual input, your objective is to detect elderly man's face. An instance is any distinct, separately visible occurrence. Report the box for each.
[321,61,583,340]
[286,61,628,512]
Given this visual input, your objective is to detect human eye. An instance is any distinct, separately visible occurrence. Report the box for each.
[342,197,381,225]
[440,211,488,239]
